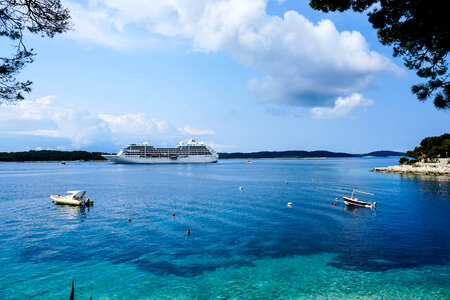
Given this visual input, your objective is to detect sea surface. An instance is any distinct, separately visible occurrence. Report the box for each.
[0,158,449,299]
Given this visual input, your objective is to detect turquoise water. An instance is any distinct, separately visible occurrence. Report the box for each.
[0,158,448,299]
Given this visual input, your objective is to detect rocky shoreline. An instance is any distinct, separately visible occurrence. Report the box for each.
[371,164,450,176]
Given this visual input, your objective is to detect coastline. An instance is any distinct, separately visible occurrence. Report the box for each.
[371,164,450,176]
[0,160,108,163]
[220,157,328,159]
[1,158,328,163]
[0,156,402,163]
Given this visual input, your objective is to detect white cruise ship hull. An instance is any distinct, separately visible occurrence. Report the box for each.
[102,154,218,164]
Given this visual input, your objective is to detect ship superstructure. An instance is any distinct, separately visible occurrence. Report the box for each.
[102,139,218,164]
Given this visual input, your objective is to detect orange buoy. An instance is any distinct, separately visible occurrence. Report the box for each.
[128,218,131,222]
[333,202,336,206]
[172,213,175,217]
[187,230,190,235]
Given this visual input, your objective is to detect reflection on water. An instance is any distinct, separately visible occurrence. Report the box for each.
[397,174,450,196]
[399,173,450,183]
[343,205,376,213]
[53,204,91,221]
[420,187,450,196]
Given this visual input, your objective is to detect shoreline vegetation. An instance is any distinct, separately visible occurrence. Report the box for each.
[218,150,403,159]
[372,133,450,176]
[0,150,405,162]
[0,150,110,162]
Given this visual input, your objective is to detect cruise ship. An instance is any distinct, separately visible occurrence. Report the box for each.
[102,139,219,164]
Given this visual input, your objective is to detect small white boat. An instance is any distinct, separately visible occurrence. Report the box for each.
[51,190,93,206]
[343,190,376,208]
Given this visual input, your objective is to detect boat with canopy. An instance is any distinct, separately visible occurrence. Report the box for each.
[343,189,376,208]
[50,190,93,206]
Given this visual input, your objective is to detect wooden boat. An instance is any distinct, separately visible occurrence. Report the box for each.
[50,190,93,206]
[343,190,376,208]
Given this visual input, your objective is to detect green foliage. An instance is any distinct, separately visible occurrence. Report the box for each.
[0,150,109,162]
[405,159,419,165]
[399,157,419,165]
[309,0,450,110]
[1,0,71,104]
[403,133,450,159]
[399,157,409,164]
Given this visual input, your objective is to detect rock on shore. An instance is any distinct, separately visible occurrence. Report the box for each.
[371,164,450,176]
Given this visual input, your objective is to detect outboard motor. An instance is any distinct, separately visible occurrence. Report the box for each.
[84,198,91,206]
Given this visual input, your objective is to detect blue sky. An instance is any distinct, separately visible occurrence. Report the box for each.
[0,0,448,153]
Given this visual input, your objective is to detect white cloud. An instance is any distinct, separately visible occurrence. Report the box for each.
[64,1,161,50]
[98,113,172,136]
[63,0,401,109]
[177,125,214,135]
[205,142,239,151]
[311,93,373,119]
[0,97,214,149]
[0,96,108,147]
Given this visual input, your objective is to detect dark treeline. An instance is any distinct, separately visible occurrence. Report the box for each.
[0,150,109,162]
[219,150,404,159]
[405,133,449,159]
[0,149,404,162]
[399,133,450,164]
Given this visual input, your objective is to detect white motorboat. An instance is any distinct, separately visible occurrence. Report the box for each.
[343,190,376,208]
[51,190,93,206]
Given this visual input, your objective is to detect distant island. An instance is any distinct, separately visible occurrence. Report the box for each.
[372,133,449,176]
[0,149,404,162]
[218,150,404,159]
[0,150,109,162]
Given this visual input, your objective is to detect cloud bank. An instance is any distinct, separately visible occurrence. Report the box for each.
[311,93,373,119]
[178,125,214,135]
[0,97,214,149]
[64,0,401,116]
